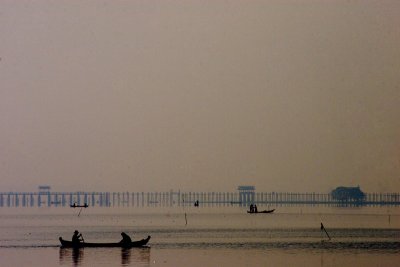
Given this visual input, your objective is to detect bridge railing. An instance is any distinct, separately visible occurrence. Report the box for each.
[0,191,399,208]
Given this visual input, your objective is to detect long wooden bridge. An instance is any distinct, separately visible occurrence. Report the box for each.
[1,190,399,208]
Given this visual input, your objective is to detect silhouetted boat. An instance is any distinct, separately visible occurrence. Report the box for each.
[59,236,151,248]
[70,203,89,208]
[247,209,275,214]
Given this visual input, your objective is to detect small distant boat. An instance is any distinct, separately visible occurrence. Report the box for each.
[247,209,275,214]
[59,236,151,248]
[70,203,89,208]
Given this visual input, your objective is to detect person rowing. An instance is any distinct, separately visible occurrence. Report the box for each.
[119,232,132,247]
[72,230,84,245]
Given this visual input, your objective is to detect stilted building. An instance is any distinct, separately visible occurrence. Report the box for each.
[238,186,255,207]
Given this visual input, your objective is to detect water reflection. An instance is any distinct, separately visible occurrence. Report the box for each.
[59,247,150,266]
[121,247,151,266]
[72,248,84,266]
[131,248,151,266]
[121,248,131,265]
[59,247,84,266]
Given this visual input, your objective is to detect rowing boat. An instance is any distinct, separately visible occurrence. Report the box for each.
[247,209,275,214]
[70,203,89,208]
[59,235,151,248]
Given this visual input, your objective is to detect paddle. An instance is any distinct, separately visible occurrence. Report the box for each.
[320,222,331,241]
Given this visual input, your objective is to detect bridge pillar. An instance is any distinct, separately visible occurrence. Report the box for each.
[238,186,255,207]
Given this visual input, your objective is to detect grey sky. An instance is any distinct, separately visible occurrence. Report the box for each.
[1,1,399,193]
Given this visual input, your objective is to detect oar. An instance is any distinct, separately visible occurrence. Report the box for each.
[182,196,188,226]
[78,207,83,217]
[320,222,331,241]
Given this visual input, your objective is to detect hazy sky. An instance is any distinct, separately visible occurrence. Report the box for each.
[1,1,399,193]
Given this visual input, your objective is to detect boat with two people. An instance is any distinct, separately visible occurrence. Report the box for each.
[59,230,151,248]
[247,209,275,214]
[247,204,275,214]
[70,203,89,208]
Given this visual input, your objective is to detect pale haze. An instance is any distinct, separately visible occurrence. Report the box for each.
[1,1,399,193]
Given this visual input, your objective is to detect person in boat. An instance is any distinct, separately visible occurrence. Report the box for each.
[119,232,132,246]
[249,204,254,213]
[72,230,84,244]
[254,204,258,213]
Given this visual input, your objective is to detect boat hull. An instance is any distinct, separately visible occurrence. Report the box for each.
[70,204,88,208]
[247,209,275,214]
[59,236,151,248]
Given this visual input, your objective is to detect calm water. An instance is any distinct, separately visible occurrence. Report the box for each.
[0,206,399,266]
